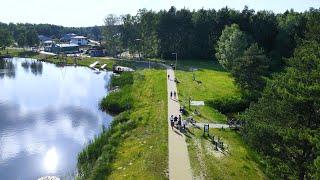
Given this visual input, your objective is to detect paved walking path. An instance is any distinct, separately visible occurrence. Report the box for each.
[167,68,192,180]
[192,123,229,129]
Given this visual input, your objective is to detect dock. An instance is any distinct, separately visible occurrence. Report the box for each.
[89,61,100,68]
[100,64,107,69]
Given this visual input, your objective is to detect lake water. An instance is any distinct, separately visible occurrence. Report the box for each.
[0,58,112,179]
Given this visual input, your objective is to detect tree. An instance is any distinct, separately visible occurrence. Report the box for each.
[232,43,269,95]
[215,24,250,70]
[0,28,12,50]
[270,10,306,71]
[138,9,159,58]
[249,11,278,52]
[26,28,39,47]
[120,14,139,55]
[305,8,320,43]
[104,14,121,57]
[241,40,320,179]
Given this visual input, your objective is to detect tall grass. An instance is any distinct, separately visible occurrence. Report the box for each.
[77,72,137,179]
[100,85,133,114]
[109,72,134,88]
[77,112,136,179]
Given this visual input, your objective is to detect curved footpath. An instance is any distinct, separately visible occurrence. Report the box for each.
[167,68,193,180]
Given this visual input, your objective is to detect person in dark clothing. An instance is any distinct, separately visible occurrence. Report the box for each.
[174,91,176,99]
[178,119,182,130]
[174,116,178,126]
[170,91,173,98]
[170,118,174,129]
[168,74,170,79]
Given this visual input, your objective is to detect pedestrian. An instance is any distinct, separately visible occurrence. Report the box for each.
[182,119,187,130]
[178,118,182,131]
[174,116,178,126]
[179,115,182,121]
[170,115,174,122]
[170,115,174,130]
[170,91,173,98]
[168,74,170,79]
[174,91,176,99]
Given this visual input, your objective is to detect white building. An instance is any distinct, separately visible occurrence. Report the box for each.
[70,36,88,46]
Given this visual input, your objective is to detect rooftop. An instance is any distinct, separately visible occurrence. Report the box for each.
[71,36,87,39]
[55,43,79,48]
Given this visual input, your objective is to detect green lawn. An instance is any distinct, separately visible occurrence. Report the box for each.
[186,128,266,179]
[108,69,168,179]
[175,59,241,123]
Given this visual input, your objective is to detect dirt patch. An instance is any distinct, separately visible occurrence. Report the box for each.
[193,138,207,180]
[204,140,225,158]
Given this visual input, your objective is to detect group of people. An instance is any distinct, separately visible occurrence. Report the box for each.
[170,115,187,130]
[170,91,177,99]
[168,73,188,131]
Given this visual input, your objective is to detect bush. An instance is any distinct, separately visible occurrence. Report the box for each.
[206,96,250,114]
[110,72,133,88]
[99,85,133,114]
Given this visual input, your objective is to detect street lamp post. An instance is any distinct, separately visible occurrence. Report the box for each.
[172,52,177,70]
[135,39,142,61]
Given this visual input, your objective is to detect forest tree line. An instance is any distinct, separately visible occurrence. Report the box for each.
[105,6,317,64]
[0,22,103,49]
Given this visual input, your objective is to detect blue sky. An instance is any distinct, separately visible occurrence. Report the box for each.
[0,0,319,27]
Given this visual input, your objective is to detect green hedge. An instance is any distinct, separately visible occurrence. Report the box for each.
[206,96,250,114]
[110,72,133,88]
[99,85,133,114]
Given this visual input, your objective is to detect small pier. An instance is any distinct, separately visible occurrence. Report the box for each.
[89,61,100,68]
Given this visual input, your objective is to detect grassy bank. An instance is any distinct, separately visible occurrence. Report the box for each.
[78,69,168,179]
[185,128,265,179]
[174,59,241,123]
[174,59,265,179]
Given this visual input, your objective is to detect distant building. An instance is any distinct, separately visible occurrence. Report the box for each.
[70,36,88,46]
[43,40,53,47]
[45,44,79,54]
[60,33,77,42]
[89,49,105,57]
[38,35,52,43]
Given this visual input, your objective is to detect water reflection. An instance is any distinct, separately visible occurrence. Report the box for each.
[0,58,112,179]
[44,147,58,173]
[0,59,15,78]
[30,61,43,75]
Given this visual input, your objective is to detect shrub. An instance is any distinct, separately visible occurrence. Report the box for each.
[206,96,250,114]
[99,85,133,114]
[110,72,133,88]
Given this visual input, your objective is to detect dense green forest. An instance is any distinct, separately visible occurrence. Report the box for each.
[106,6,316,64]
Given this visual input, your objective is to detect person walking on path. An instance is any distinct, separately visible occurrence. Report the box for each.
[168,74,170,80]
[170,115,174,130]
[174,91,177,99]
[178,118,182,131]
[170,91,173,99]
[174,116,178,127]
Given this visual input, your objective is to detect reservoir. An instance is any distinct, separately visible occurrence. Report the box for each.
[0,58,112,179]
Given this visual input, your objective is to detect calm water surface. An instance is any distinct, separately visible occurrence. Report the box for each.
[0,58,112,179]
